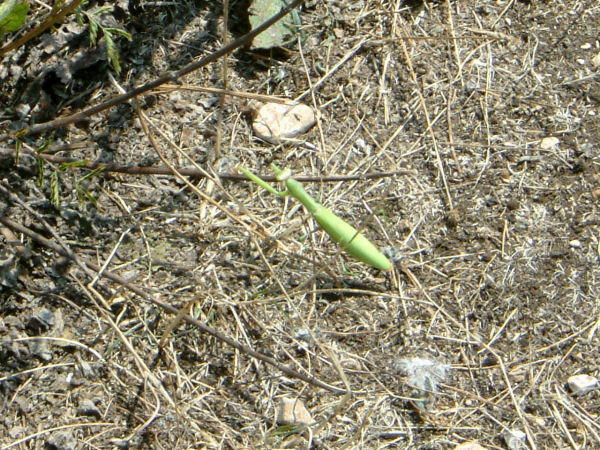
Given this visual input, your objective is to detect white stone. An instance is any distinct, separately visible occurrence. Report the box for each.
[503,429,526,450]
[455,443,487,450]
[569,240,582,248]
[250,101,316,144]
[539,136,559,150]
[276,398,313,426]
[568,374,598,396]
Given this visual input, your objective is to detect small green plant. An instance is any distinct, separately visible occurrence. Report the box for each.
[34,139,52,188]
[239,164,392,270]
[35,143,101,207]
[75,3,132,73]
[0,1,130,73]
[61,161,102,207]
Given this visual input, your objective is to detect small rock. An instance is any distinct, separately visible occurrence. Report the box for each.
[14,396,32,415]
[503,429,526,450]
[569,240,582,249]
[294,328,314,354]
[567,374,598,396]
[355,137,367,149]
[506,198,520,211]
[78,359,96,378]
[77,399,102,418]
[15,103,31,119]
[295,328,314,345]
[29,338,52,361]
[38,308,56,328]
[250,101,316,144]
[0,265,19,288]
[26,308,55,334]
[69,376,85,387]
[455,442,487,450]
[46,430,77,450]
[110,439,132,448]
[539,136,559,150]
[382,246,402,263]
[198,96,219,109]
[276,397,313,426]
[9,425,25,439]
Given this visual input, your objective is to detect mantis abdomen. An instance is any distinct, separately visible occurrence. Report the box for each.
[284,178,392,271]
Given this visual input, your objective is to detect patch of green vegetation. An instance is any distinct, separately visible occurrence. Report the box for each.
[249,0,300,49]
[0,0,29,39]
[76,3,132,73]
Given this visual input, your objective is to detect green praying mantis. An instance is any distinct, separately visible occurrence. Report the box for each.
[238,164,392,271]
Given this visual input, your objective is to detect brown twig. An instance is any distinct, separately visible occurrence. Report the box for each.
[214,0,230,161]
[0,145,415,182]
[0,0,305,142]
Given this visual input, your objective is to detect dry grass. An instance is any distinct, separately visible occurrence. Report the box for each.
[1,0,599,448]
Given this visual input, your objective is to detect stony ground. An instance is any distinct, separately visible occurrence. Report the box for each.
[1,0,599,448]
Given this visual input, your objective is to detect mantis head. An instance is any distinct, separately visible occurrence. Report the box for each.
[271,164,292,182]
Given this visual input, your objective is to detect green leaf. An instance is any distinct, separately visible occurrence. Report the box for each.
[59,159,88,170]
[75,9,84,27]
[0,0,20,23]
[103,30,121,73]
[50,170,60,207]
[37,156,44,188]
[248,0,297,50]
[92,5,112,16]
[0,0,29,38]
[75,182,96,206]
[87,15,98,43]
[14,139,21,164]
[78,166,103,182]
[81,188,97,207]
[75,182,84,204]
[36,139,51,154]
[104,27,132,41]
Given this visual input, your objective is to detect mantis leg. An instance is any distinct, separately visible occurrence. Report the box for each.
[238,166,289,197]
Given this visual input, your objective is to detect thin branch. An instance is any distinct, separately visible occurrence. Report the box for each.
[0,0,305,142]
[0,146,415,182]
